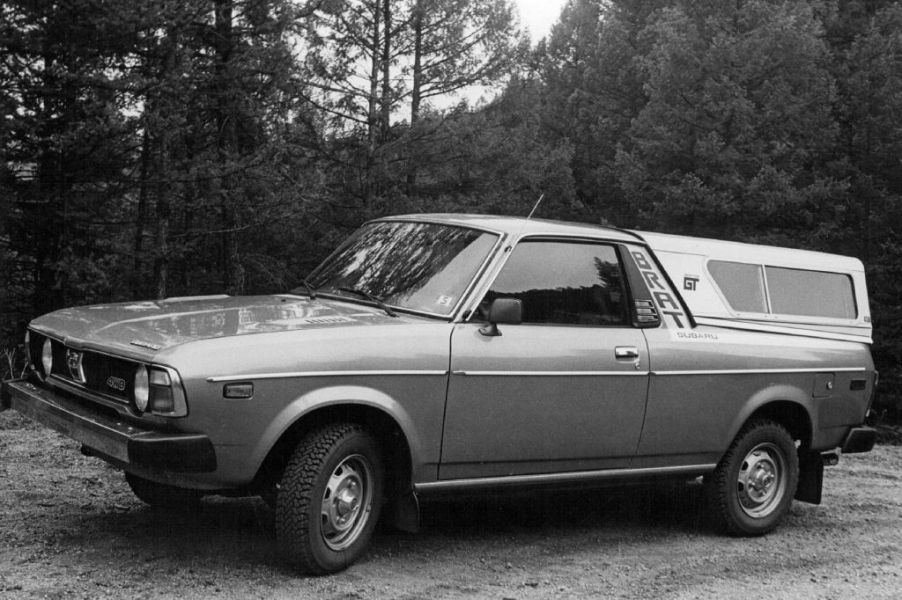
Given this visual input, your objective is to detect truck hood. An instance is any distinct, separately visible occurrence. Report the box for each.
[30,295,408,358]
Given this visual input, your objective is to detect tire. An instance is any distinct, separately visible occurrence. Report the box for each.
[708,420,799,536]
[275,423,384,575]
[125,472,203,510]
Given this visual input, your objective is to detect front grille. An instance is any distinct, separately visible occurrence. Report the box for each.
[82,352,136,401]
[43,337,136,404]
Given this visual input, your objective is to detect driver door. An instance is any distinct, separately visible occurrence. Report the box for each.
[440,239,650,479]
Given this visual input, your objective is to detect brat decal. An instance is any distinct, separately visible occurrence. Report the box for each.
[631,250,688,329]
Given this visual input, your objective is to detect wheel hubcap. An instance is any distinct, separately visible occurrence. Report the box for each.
[320,454,373,551]
[736,442,786,518]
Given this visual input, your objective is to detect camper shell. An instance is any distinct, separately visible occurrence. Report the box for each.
[639,231,871,344]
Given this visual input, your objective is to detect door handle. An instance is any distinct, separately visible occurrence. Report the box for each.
[615,346,640,359]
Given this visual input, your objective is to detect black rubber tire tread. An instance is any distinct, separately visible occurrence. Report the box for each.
[125,472,203,510]
[275,423,383,575]
[708,419,799,536]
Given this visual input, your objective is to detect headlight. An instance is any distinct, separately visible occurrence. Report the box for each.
[133,365,187,417]
[41,338,53,376]
[134,366,150,411]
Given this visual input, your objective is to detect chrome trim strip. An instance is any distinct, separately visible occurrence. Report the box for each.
[451,370,647,377]
[449,367,864,377]
[651,367,867,376]
[415,464,717,493]
[206,370,449,383]
[693,316,871,343]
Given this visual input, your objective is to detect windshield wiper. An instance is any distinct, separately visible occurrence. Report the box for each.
[338,287,397,317]
[301,278,318,300]
[289,279,318,299]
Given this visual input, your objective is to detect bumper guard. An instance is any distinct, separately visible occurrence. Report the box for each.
[842,426,877,454]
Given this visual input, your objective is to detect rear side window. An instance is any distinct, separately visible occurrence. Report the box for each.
[708,260,857,319]
[707,261,767,313]
[766,267,856,319]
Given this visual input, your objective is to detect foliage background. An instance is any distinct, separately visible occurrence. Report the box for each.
[2,0,901,414]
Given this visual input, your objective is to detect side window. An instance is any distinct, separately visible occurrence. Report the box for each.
[708,260,767,313]
[707,260,858,319]
[766,267,857,319]
[481,241,628,326]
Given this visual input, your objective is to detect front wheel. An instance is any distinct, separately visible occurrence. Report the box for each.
[275,423,384,574]
[708,420,799,536]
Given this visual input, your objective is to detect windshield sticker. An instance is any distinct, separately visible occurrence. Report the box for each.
[435,295,455,307]
[631,250,689,329]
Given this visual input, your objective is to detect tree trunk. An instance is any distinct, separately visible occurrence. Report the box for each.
[365,0,383,204]
[380,0,392,141]
[410,0,424,126]
[151,27,180,300]
[406,0,425,192]
[133,128,151,296]
[215,0,245,295]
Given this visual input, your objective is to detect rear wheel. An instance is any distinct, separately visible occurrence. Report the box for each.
[708,420,799,535]
[125,473,203,510]
[275,423,384,574]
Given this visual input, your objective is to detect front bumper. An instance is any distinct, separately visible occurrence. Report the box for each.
[1,378,216,473]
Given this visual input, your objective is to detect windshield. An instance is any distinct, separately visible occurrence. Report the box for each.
[304,221,499,316]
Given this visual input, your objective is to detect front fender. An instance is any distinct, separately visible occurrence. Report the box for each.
[247,384,426,482]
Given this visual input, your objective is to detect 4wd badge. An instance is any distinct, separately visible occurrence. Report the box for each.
[106,376,126,391]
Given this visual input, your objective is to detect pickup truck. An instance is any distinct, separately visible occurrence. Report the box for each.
[1,214,877,574]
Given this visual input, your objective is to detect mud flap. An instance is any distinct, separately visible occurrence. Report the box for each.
[795,453,824,505]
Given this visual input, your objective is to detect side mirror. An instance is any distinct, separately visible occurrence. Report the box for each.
[479,298,522,337]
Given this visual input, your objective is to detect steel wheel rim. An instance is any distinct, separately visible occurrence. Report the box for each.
[320,454,374,551]
[736,442,787,518]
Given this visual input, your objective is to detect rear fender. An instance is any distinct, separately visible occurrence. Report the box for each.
[726,384,814,449]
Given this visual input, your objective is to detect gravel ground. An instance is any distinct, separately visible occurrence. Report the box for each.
[1,410,900,599]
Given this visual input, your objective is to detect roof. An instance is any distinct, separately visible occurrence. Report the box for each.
[381,214,864,271]
[381,213,643,243]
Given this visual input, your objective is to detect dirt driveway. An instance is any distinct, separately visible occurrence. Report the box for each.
[1,411,900,599]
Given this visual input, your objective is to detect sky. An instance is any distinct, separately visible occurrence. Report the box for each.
[514,0,569,43]
[427,0,570,109]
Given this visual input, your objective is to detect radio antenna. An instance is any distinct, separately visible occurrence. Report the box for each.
[510,193,547,247]
[526,193,545,220]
